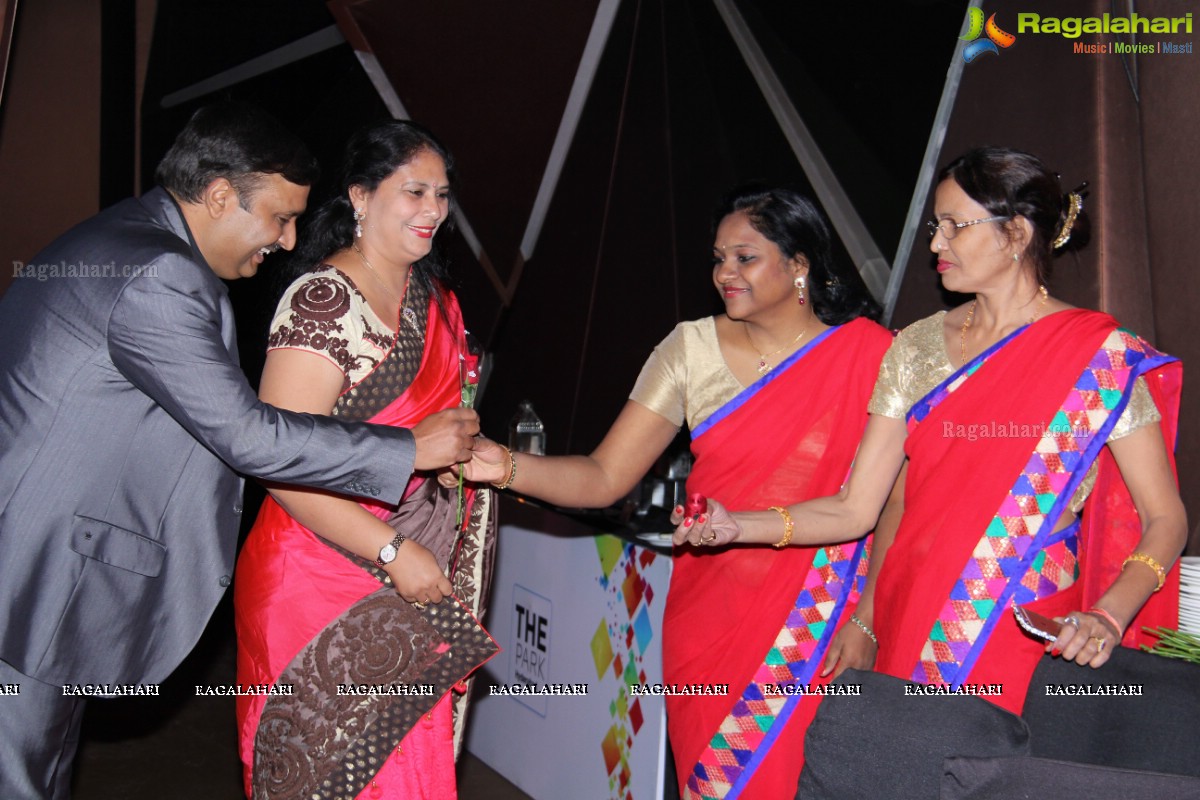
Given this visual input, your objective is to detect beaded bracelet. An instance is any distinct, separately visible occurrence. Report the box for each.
[493,445,517,490]
[1122,551,1166,592]
[849,613,878,644]
[769,506,794,549]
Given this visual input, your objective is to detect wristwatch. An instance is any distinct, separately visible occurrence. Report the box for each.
[374,532,407,567]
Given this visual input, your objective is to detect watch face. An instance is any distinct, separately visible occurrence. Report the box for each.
[378,544,398,564]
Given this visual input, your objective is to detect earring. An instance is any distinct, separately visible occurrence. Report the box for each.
[353,208,364,239]
[795,275,807,305]
[1012,252,1019,263]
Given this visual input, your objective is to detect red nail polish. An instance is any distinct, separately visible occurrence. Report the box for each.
[674,505,683,515]
[1050,648,1061,657]
[683,518,693,528]
[699,514,707,524]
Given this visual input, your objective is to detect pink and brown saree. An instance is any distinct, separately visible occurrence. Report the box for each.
[234,284,496,800]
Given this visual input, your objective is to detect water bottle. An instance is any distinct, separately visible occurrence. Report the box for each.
[509,400,546,455]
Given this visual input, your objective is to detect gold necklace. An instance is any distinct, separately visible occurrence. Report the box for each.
[746,323,811,374]
[960,284,1048,364]
[351,243,416,331]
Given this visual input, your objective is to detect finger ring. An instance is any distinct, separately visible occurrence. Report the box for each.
[414,601,427,610]
[700,532,717,544]
[1064,615,1081,627]
[1093,637,1107,652]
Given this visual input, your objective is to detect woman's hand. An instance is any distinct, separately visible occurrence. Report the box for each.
[670,498,741,547]
[458,437,511,485]
[1047,610,1121,668]
[820,618,878,679]
[434,438,510,486]
[384,540,454,605]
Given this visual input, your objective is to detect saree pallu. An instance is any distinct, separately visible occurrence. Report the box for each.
[874,309,1181,714]
[235,292,497,800]
[666,318,892,799]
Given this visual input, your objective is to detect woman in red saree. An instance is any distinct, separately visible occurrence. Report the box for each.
[664,317,890,797]
[235,121,497,800]
[687,147,1186,716]
[466,186,893,797]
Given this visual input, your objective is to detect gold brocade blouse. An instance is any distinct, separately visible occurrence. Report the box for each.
[868,312,1160,512]
[628,318,745,432]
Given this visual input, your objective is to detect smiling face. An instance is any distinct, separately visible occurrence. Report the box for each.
[712,210,805,321]
[929,178,1026,294]
[350,148,450,267]
[202,173,309,280]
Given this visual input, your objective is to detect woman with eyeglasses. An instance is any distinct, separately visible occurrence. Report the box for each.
[677,147,1185,720]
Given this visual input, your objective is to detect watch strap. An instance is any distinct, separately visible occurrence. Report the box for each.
[373,532,407,567]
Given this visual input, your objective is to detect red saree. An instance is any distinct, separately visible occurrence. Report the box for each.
[666,317,892,799]
[235,290,496,800]
[874,309,1182,714]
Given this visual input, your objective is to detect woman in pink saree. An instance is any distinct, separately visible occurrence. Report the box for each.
[235,121,497,800]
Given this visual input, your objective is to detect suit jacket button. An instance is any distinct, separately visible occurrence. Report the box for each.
[219,575,232,588]
[233,502,243,514]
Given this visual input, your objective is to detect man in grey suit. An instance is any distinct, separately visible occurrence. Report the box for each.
[0,103,480,798]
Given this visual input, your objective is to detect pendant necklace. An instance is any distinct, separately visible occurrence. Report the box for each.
[352,243,419,333]
[746,323,810,375]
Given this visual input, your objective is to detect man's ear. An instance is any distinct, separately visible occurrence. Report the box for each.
[201,178,237,219]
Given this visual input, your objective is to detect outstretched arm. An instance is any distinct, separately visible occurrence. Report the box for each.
[464,400,681,509]
[107,265,465,502]
[820,461,906,678]
[674,413,908,547]
[257,348,453,604]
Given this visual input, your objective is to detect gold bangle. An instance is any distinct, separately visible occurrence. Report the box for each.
[493,445,517,490]
[769,506,794,549]
[1122,551,1166,592]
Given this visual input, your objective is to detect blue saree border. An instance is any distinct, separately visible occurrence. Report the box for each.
[692,325,841,440]
[949,346,1179,687]
[724,536,868,799]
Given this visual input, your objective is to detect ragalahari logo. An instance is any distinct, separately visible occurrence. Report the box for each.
[961,7,1017,62]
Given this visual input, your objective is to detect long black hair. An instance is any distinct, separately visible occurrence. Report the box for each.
[282,119,457,307]
[938,146,1089,284]
[712,185,880,324]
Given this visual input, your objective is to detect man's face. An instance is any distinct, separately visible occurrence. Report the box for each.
[206,174,309,280]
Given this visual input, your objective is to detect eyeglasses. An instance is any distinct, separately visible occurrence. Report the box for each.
[926,215,1011,240]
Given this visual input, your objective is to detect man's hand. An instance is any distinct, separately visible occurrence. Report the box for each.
[412,408,480,470]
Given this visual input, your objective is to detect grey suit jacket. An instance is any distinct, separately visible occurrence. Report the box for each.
[0,188,417,685]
